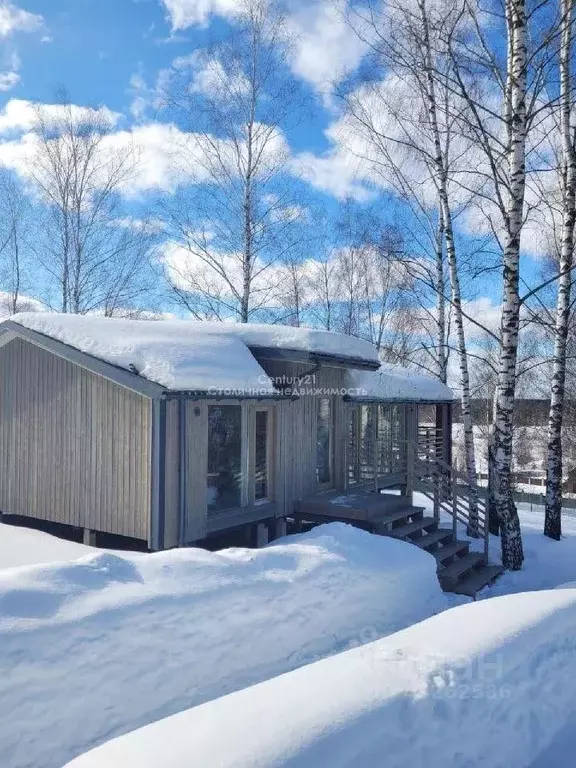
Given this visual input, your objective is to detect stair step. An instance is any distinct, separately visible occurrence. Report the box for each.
[387,516,438,540]
[432,539,470,565]
[413,528,454,551]
[439,552,485,588]
[451,565,504,597]
[372,506,424,530]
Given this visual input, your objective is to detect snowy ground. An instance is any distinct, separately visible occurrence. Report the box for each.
[66,587,576,768]
[3,501,576,768]
[0,522,454,768]
[0,523,95,569]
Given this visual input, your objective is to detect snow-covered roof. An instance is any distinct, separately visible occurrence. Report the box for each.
[9,314,276,394]
[7,314,379,394]
[347,363,454,403]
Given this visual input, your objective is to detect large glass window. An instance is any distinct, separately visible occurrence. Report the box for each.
[207,405,242,512]
[378,404,403,474]
[254,409,270,501]
[316,398,333,486]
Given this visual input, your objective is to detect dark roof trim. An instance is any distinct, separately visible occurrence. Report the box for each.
[344,395,454,405]
[0,321,165,399]
[162,390,294,401]
[250,346,380,371]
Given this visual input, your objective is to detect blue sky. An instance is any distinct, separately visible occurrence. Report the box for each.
[6,0,334,149]
[0,0,549,328]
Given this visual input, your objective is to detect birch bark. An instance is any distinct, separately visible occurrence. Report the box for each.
[418,0,479,532]
[544,0,576,540]
[492,0,527,569]
[435,205,448,384]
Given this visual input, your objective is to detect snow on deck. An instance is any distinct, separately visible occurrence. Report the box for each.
[9,314,380,393]
[347,363,454,402]
[0,523,454,768]
[67,588,576,768]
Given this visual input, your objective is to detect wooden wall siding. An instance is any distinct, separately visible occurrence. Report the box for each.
[0,337,152,540]
[260,362,349,516]
[163,398,180,548]
[183,400,208,542]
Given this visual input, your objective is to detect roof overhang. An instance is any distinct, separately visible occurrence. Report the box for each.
[162,390,292,401]
[344,395,455,405]
[250,346,380,371]
[0,321,166,399]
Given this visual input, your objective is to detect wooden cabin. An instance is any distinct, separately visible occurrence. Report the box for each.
[0,314,456,553]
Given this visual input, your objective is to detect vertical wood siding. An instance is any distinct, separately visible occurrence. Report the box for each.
[0,338,152,540]
[163,398,180,548]
[263,362,348,517]
[184,400,208,542]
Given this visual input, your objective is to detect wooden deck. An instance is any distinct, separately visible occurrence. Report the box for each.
[295,489,503,598]
[297,489,412,524]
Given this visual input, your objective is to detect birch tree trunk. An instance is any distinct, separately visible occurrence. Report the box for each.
[544,0,576,540]
[435,205,448,384]
[418,0,479,533]
[492,0,527,569]
[488,392,500,535]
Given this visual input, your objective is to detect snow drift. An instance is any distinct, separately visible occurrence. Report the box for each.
[0,523,452,768]
[0,522,95,569]
[67,588,576,768]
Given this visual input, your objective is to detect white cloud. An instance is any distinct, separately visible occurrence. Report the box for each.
[111,216,167,233]
[99,122,195,196]
[461,297,502,342]
[128,71,155,121]
[0,47,21,92]
[189,55,250,99]
[157,51,251,102]
[287,0,369,93]
[159,0,368,93]
[160,0,237,28]
[0,99,121,135]
[293,147,373,201]
[0,2,42,38]
[0,71,20,91]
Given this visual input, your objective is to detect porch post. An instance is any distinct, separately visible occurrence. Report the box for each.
[405,404,417,503]
[343,402,349,492]
[372,404,379,492]
[178,399,187,547]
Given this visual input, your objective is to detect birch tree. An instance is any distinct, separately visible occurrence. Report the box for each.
[544,0,576,540]
[435,207,448,383]
[164,0,307,322]
[345,0,480,532]
[0,170,30,314]
[29,97,155,315]
[492,0,528,567]
[436,0,562,567]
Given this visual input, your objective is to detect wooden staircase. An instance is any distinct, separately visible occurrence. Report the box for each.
[296,490,503,599]
[371,502,503,598]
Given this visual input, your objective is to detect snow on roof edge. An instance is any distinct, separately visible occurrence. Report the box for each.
[7,314,278,395]
[346,364,455,403]
[6,313,382,397]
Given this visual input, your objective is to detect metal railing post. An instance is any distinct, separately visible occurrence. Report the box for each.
[406,439,414,503]
[452,475,458,540]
